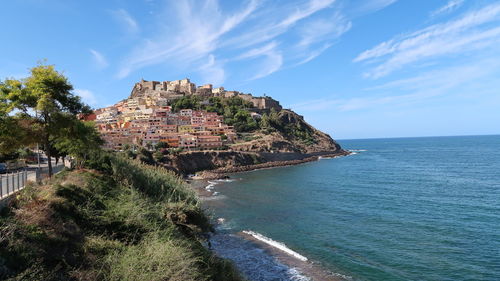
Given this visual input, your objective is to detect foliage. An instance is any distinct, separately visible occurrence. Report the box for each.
[153,151,164,162]
[260,109,316,144]
[171,96,201,112]
[0,62,91,176]
[154,141,169,150]
[0,153,243,280]
[53,120,104,168]
[0,85,36,155]
[137,147,154,165]
[170,95,259,132]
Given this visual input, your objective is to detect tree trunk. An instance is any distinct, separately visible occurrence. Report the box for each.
[45,135,53,178]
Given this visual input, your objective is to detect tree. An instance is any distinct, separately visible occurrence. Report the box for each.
[171,96,201,112]
[0,81,37,155]
[0,63,91,177]
[155,141,168,151]
[54,120,103,168]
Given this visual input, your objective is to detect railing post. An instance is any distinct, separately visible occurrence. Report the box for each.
[0,174,3,198]
[17,172,20,192]
[7,173,10,195]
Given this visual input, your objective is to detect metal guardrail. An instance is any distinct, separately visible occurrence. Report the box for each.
[0,170,29,200]
[0,164,66,201]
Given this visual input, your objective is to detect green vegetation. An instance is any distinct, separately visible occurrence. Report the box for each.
[171,96,314,144]
[0,153,243,281]
[171,95,202,112]
[171,96,259,132]
[0,62,97,176]
[0,62,244,281]
[260,109,317,145]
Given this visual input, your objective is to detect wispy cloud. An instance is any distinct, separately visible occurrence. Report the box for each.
[354,2,500,78]
[117,0,259,79]
[198,55,225,86]
[89,49,108,69]
[117,0,350,83]
[353,0,398,15]
[430,0,464,17]
[74,89,98,106]
[292,56,500,112]
[111,9,139,34]
[297,13,351,48]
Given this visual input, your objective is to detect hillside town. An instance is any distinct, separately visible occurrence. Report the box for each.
[84,78,282,150]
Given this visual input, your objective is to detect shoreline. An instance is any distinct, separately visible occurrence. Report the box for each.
[188,152,353,281]
[191,181,350,281]
[192,150,352,180]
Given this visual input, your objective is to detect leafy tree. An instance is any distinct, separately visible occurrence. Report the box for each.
[171,96,201,112]
[54,120,104,168]
[155,141,169,151]
[0,81,37,155]
[0,63,91,176]
[232,110,258,132]
[137,147,154,164]
[153,150,164,162]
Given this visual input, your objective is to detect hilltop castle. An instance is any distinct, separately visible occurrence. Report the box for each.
[130,78,282,112]
[86,78,283,151]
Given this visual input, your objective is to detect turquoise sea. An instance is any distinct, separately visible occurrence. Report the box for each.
[204,135,500,281]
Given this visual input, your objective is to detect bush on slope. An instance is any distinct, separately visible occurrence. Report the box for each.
[0,154,243,281]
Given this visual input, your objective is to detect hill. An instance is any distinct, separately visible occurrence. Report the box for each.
[0,154,243,280]
[90,78,344,156]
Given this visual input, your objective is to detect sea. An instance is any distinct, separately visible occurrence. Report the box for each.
[202,135,500,281]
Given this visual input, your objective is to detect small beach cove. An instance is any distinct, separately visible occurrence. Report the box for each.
[189,157,352,281]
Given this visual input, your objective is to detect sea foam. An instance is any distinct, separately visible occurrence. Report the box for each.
[242,230,308,262]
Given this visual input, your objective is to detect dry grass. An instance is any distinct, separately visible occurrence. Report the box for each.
[0,155,244,281]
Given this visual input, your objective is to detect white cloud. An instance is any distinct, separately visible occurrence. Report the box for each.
[355,0,397,15]
[117,0,258,79]
[223,0,336,50]
[430,0,464,17]
[249,50,283,80]
[354,2,500,78]
[292,56,500,112]
[198,55,225,86]
[89,49,108,69]
[297,13,351,48]
[112,9,139,34]
[74,89,98,106]
[117,0,348,82]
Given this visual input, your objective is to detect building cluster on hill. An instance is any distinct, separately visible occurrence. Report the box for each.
[130,78,282,112]
[84,78,282,151]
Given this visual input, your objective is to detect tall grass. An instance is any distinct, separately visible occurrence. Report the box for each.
[0,154,244,280]
[110,155,198,204]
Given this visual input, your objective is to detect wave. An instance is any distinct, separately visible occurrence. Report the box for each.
[205,181,217,191]
[349,149,367,152]
[242,230,308,262]
[210,231,311,281]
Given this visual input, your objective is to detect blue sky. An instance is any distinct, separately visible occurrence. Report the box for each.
[1,0,500,139]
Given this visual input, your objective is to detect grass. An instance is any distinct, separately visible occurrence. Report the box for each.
[0,155,244,281]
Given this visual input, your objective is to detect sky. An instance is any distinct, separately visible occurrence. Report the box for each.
[1,0,500,139]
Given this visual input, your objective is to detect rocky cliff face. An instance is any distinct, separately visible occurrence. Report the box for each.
[164,151,263,175]
[231,110,342,154]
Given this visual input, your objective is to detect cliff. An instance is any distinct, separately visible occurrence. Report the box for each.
[164,151,263,175]
[231,109,342,154]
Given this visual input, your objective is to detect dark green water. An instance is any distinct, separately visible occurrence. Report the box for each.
[205,135,500,281]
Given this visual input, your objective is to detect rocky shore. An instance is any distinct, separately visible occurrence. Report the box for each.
[193,150,351,180]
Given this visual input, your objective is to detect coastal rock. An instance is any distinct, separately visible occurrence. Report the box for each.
[230,110,342,154]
